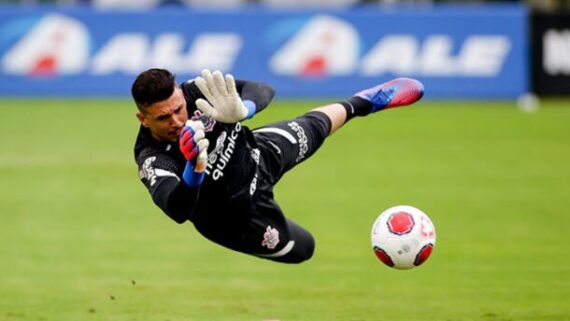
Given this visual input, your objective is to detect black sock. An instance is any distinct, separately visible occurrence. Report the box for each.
[339,96,373,121]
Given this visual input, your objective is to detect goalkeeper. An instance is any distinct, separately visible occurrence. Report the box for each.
[133,69,423,263]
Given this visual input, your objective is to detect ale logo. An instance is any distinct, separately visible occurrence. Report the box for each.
[0,14,241,77]
[1,14,89,76]
[268,14,511,77]
[268,15,360,77]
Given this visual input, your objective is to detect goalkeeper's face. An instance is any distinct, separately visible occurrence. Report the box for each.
[137,87,189,143]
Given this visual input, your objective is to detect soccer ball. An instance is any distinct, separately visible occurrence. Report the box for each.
[371,205,436,269]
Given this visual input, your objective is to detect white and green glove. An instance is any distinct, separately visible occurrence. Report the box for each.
[195,69,251,123]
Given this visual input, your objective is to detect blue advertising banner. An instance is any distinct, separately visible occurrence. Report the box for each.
[0,5,527,98]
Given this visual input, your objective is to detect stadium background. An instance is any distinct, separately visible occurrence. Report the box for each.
[1,1,569,321]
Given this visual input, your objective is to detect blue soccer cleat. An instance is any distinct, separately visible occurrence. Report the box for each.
[355,78,424,113]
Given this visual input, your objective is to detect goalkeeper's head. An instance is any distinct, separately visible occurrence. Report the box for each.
[132,68,189,143]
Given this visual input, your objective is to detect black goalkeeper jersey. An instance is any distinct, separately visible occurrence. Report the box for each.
[134,79,274,224]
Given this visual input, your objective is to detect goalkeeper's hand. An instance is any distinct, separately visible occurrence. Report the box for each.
[179,120,209,187]
[194,69,249,123]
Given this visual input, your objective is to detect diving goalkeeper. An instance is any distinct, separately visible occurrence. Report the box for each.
[132,69,423,263]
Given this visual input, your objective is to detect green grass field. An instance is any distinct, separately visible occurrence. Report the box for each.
[1,99,569,321]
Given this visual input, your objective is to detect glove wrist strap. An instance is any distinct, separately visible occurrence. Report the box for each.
[243,100,256,119]
[182,161,205,188]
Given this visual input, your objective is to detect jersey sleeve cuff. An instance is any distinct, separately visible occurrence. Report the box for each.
[243,100,256,119]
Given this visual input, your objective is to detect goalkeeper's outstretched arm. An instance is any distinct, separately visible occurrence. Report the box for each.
[181,74,275,122]
[138,153,199,224]
[151,177,199,224]
[193,70,275,123]
[234,79,275,119]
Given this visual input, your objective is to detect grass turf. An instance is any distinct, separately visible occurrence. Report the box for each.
[0,99,569,321]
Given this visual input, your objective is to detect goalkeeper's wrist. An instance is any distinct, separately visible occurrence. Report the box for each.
[242,100,256,120]
[182,161,205,188]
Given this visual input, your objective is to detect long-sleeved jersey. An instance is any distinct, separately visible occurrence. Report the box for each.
[134,79,275,224]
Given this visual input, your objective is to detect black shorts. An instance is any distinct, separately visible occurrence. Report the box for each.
[194,111,331,263]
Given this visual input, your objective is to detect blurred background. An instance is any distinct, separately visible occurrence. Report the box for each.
[3,0,570,10]
[1,1,569,321]
[0,0,569,98]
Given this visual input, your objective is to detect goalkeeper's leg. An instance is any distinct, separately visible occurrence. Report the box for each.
[313,77,424,134]
[251,78,423,181]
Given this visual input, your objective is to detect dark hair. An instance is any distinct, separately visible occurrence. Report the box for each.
[131,68,177,112]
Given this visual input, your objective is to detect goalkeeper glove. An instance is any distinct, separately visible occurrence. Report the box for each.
[194,69,252,123]
[179,120,209,188]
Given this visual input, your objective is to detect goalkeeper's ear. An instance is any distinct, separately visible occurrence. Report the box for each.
[136,111,149,128]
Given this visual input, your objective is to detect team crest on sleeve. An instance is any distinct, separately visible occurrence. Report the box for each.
[191,110,216,132]
[261,226,280,249]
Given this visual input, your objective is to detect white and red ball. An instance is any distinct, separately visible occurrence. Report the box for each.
[371,205,436,269]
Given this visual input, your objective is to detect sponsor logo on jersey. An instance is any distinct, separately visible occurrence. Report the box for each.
[205,122,241,180]
[287,121,308,162]
[209,131,227,165]
[140,156,158,186]
[249,172,258,196]
[250,148,260,165]
[248,149,260,196]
